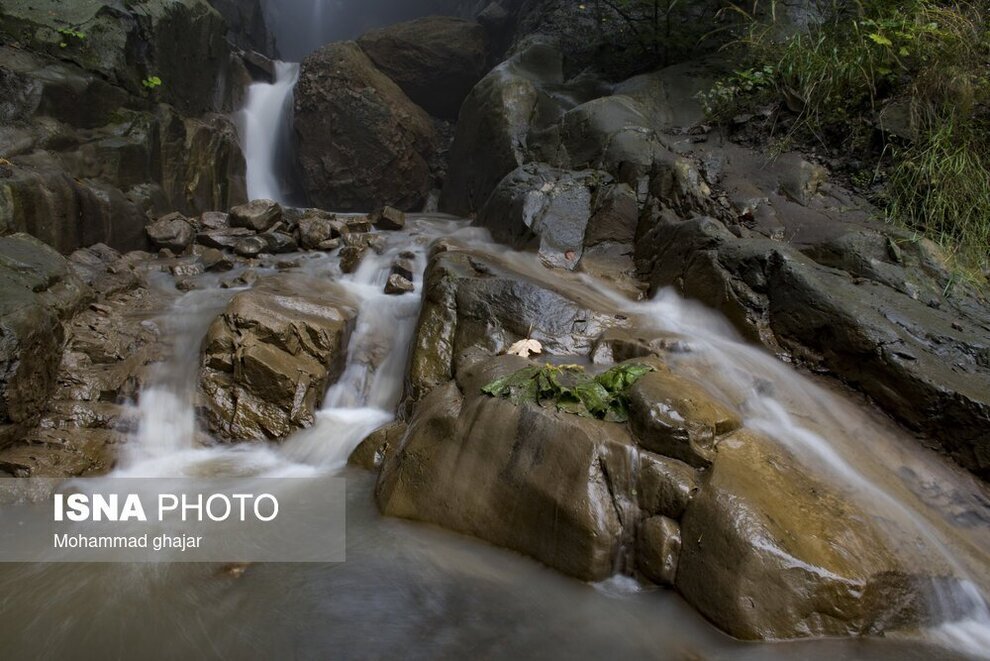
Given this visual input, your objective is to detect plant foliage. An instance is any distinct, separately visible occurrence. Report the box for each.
[704,0,990,274]
[481,363,654,422]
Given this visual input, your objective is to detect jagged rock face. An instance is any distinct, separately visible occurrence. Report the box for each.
[199,275,357,442]
[0,31,246,253]
[0,234,91,448]
[0,0,235,116]
[207,0,277,58]
[294,42,437,212]
[357,16,488,120]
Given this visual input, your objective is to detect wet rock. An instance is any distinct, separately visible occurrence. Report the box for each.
[0,0,234,115]
[297,213,343,249]
[197,227,255,250]
[343,216,373,234]
[357,16,488,120]
[627,369,741,468]
[371,206,406,231]
[349,421,407,471]
[233,235,268,258]
[146,212,196,252]
[677,430,929,639]
[220,270,258,289]
[169,261,205,278]
[384,274,414,296]
[294,42,436,211]
[199,275,356,442]
[440,43,564,215]
[638,451,699,519]
[377,356,635,581]
[199,211,230,230]
[317,239,341,252]
[476,162,611,270]
[0,428,121,477]
[339,245,368,274]
[406,249,625,404]
[0,234,90,447]
[390,258,415,281]
[230,199,282,232]
[639,212,990,480]
[193,247,232,272]
[637,516,681,586]
[68,244,139,298]
[261,231,298,254]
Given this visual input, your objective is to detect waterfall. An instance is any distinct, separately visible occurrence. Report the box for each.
[237,61,302,205]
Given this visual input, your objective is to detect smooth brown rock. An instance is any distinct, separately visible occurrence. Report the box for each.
[372,206,406,231]
[349,421,407,471]
[676,430,928,639]
[384,274,414,295]
[637,516,681,586]
[627,370,741,467]
[377,356,636,581]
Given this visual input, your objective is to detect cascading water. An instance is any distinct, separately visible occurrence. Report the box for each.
[2,6,989,657]
[236,61,302,205]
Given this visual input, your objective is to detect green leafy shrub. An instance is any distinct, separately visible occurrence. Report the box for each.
[706,0,990,273]
[481,363,654,422]
[142,75,163,90]
[57,27,86,48]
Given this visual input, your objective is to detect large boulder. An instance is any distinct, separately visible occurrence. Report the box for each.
[357,16,488,120]
[439,43,565,215]
[294,42,437,212]
[198,275,357,441]
[406,248,625,405]
[378,356,634,581]
[0,234,90,447]
[677,430,928,639]
[476,163,612,270]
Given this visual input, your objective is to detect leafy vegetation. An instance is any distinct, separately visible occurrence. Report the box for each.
[57,27,86,49]
[705,0,990,274]
[142,75,163,90]
[482,363,654,422]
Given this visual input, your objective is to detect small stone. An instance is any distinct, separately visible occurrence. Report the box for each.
[384,273,414,295]
[170,261,205,278]
[234,236,269,258]
[344,215,373,233]
[262,231,298,254]
[194,247,233,272]
[317,239,341,251]
[230,199,282,232]
[199,211,230,230]
[391,258,415,281]
[220,270,259,289]
[372,206,406,231]
[197,228,255,249]
[175,277,199,292]
[147,212,195,252]
[339,245,367,274]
